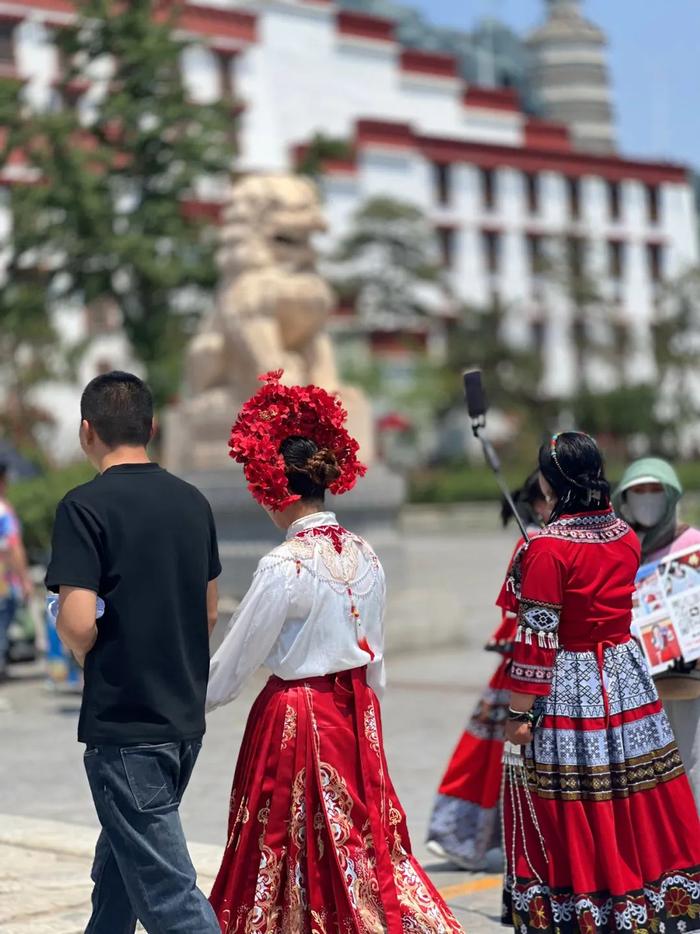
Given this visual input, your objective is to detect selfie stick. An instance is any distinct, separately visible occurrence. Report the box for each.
[463,370,530,543]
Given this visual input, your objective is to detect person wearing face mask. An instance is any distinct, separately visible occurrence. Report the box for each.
[613,457,700,809]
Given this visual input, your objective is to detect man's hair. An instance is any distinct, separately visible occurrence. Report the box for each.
[80,371,153,448]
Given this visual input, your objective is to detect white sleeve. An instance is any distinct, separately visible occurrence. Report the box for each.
[366,567,386,701]
[206,557,289,712]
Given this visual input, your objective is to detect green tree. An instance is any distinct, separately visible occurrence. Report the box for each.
[296,133,353,181]
[329,196,447,322]
[651,267,700,456]
[0,79,62,453]
[0,0,234,409]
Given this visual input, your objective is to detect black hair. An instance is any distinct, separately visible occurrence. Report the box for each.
[279,436,341,503]
[0,462,7,483]
[80,371,153,448]
[501,468,546,529]
[538,432,610,522]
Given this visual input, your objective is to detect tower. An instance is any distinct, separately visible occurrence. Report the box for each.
[527,0,616,153]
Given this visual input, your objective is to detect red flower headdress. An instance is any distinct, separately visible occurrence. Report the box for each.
[229,370,367,511]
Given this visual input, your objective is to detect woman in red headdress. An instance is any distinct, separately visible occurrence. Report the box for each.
[502,432,700,934]
[206,372,462,934]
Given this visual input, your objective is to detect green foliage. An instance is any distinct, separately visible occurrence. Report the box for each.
[330,196,446,320]
[572,385,660,445]
[0,77,63,452]
[0,0,235,410]
[409,462,529,504]
[447,303,544,414]
[651,268,700,454]
[8,462,95,559]
[410,459,700,506]
[296,133,353,179]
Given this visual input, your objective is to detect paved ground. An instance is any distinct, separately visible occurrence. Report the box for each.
[0,517,514,932]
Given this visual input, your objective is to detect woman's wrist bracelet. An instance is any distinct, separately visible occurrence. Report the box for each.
[507,707,537,725]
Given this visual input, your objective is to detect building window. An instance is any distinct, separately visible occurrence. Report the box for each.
[608,240,625,279]
[436,226,456,269]
[647,184,660,224]
[0,22,14,65]
[567,236,586,279]
[217,50,234,100]
[433,162,451,206]
[480,167,496,211]
[647,243,664,283]
[567,177,581,220]
[524,173,540,214]
[531,318,546,351]
[482,230,501,275]
[608,181,621,221]
[526,234,544,275]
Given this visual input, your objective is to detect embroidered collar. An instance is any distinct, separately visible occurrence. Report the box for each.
[286,511,339,540]
[539,508,630,544]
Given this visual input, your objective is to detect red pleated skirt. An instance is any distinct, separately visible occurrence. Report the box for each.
[427,653,510,867]
[209,667,463,934]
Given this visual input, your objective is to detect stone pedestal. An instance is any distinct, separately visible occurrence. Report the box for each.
[181,463,406,600]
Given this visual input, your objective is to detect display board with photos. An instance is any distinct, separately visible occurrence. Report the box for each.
[631,544,700,675]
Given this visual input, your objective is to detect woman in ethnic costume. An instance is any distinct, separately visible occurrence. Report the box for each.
[502,432,700,934]
[426,472,551,871]
[206,371,463,934]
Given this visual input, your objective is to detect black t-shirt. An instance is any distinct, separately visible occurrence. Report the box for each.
[45,463,221,745]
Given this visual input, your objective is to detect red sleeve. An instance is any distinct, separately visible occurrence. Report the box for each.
[509,539,565,697]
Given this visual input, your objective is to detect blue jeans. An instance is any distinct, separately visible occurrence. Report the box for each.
[0,594,15,670]
[83,740,219,934]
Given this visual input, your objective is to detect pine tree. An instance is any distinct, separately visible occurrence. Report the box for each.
[329,196,447,324]
[0,0,234,410]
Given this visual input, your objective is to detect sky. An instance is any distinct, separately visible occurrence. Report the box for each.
[410,0,700,171]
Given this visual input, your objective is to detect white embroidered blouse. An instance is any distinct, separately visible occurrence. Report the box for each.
[206,511,387,712]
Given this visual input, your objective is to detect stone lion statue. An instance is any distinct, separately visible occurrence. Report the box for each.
[165,174,374,472]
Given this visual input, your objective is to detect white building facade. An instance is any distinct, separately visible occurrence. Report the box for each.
[0,0,697,450]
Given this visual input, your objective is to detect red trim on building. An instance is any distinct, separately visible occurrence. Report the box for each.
[371,331,429,354]
[356,119,414,149]
[480,223,505,234]
[0,62,18,80]
[421,137,688,184]
[0,10,25,23]
[334,302,357,317]
[291,142,359,176]
[400,49,458,80]
[353,118,688,184]
[322,158,358,175]
[2,1,257,39]
[0,0,73,13]
[463,85,520,113]
[336,10,394,43]
[524,117,571,152]
[175,4,257,43]
[181,199,225,223]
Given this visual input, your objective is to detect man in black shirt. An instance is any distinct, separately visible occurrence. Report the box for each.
[46,371,220,933]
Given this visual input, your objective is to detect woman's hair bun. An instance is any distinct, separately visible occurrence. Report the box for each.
[305,448,341,488]
[279,436,341,498]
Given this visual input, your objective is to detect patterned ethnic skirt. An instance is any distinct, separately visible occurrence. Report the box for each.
[502,639,700,934]
[427,651,510,868]
[209,667,463,933]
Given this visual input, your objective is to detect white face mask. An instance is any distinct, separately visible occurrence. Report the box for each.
[626,490,668,529]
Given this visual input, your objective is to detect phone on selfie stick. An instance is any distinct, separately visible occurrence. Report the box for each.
[463,369,530,543]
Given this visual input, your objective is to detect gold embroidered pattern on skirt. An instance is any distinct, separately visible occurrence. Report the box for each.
[280,705,297,750]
